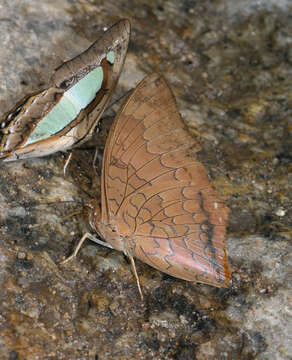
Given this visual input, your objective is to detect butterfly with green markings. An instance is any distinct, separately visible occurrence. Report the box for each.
[0,19,130,161]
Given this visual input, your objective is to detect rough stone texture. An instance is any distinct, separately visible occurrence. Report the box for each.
[0,0,291,359]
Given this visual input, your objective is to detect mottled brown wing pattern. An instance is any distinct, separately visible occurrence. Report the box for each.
[128,185,229,286]
[101,73,230,287]
[101,74,200,221]
[0,20,130,161]
[51,20,130,88]
[51,19,131,145]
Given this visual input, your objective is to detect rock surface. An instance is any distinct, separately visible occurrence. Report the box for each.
[0,0,291,359]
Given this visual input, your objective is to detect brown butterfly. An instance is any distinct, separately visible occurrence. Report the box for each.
[64,73,231,298]
[0,19,130,161]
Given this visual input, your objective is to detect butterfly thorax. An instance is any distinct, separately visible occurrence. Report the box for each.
[95,220,125,253]
[85,199,125,252]
[97,221,136,258]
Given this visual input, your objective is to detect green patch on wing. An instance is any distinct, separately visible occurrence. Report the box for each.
[23,66,104,146]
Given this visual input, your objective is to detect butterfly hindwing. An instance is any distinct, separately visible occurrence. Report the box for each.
[100,73,230,287]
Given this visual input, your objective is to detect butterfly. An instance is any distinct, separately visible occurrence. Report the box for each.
[0,19,130,161]
[64,73,231,298]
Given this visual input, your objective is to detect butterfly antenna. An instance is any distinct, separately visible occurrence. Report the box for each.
[129,256,144,300]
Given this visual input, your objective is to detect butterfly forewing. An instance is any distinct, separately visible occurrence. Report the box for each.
[0,19,130,161]
[101,74,200,221]
[99,73,231,287]
[50,19,130,145]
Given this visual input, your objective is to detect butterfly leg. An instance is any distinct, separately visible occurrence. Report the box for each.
[92,147,101,176]
[129,256,144,300]
[63,152,73,176]
[61,232,114,265]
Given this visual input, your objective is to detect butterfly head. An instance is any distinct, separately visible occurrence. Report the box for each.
[84,199,122,251]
